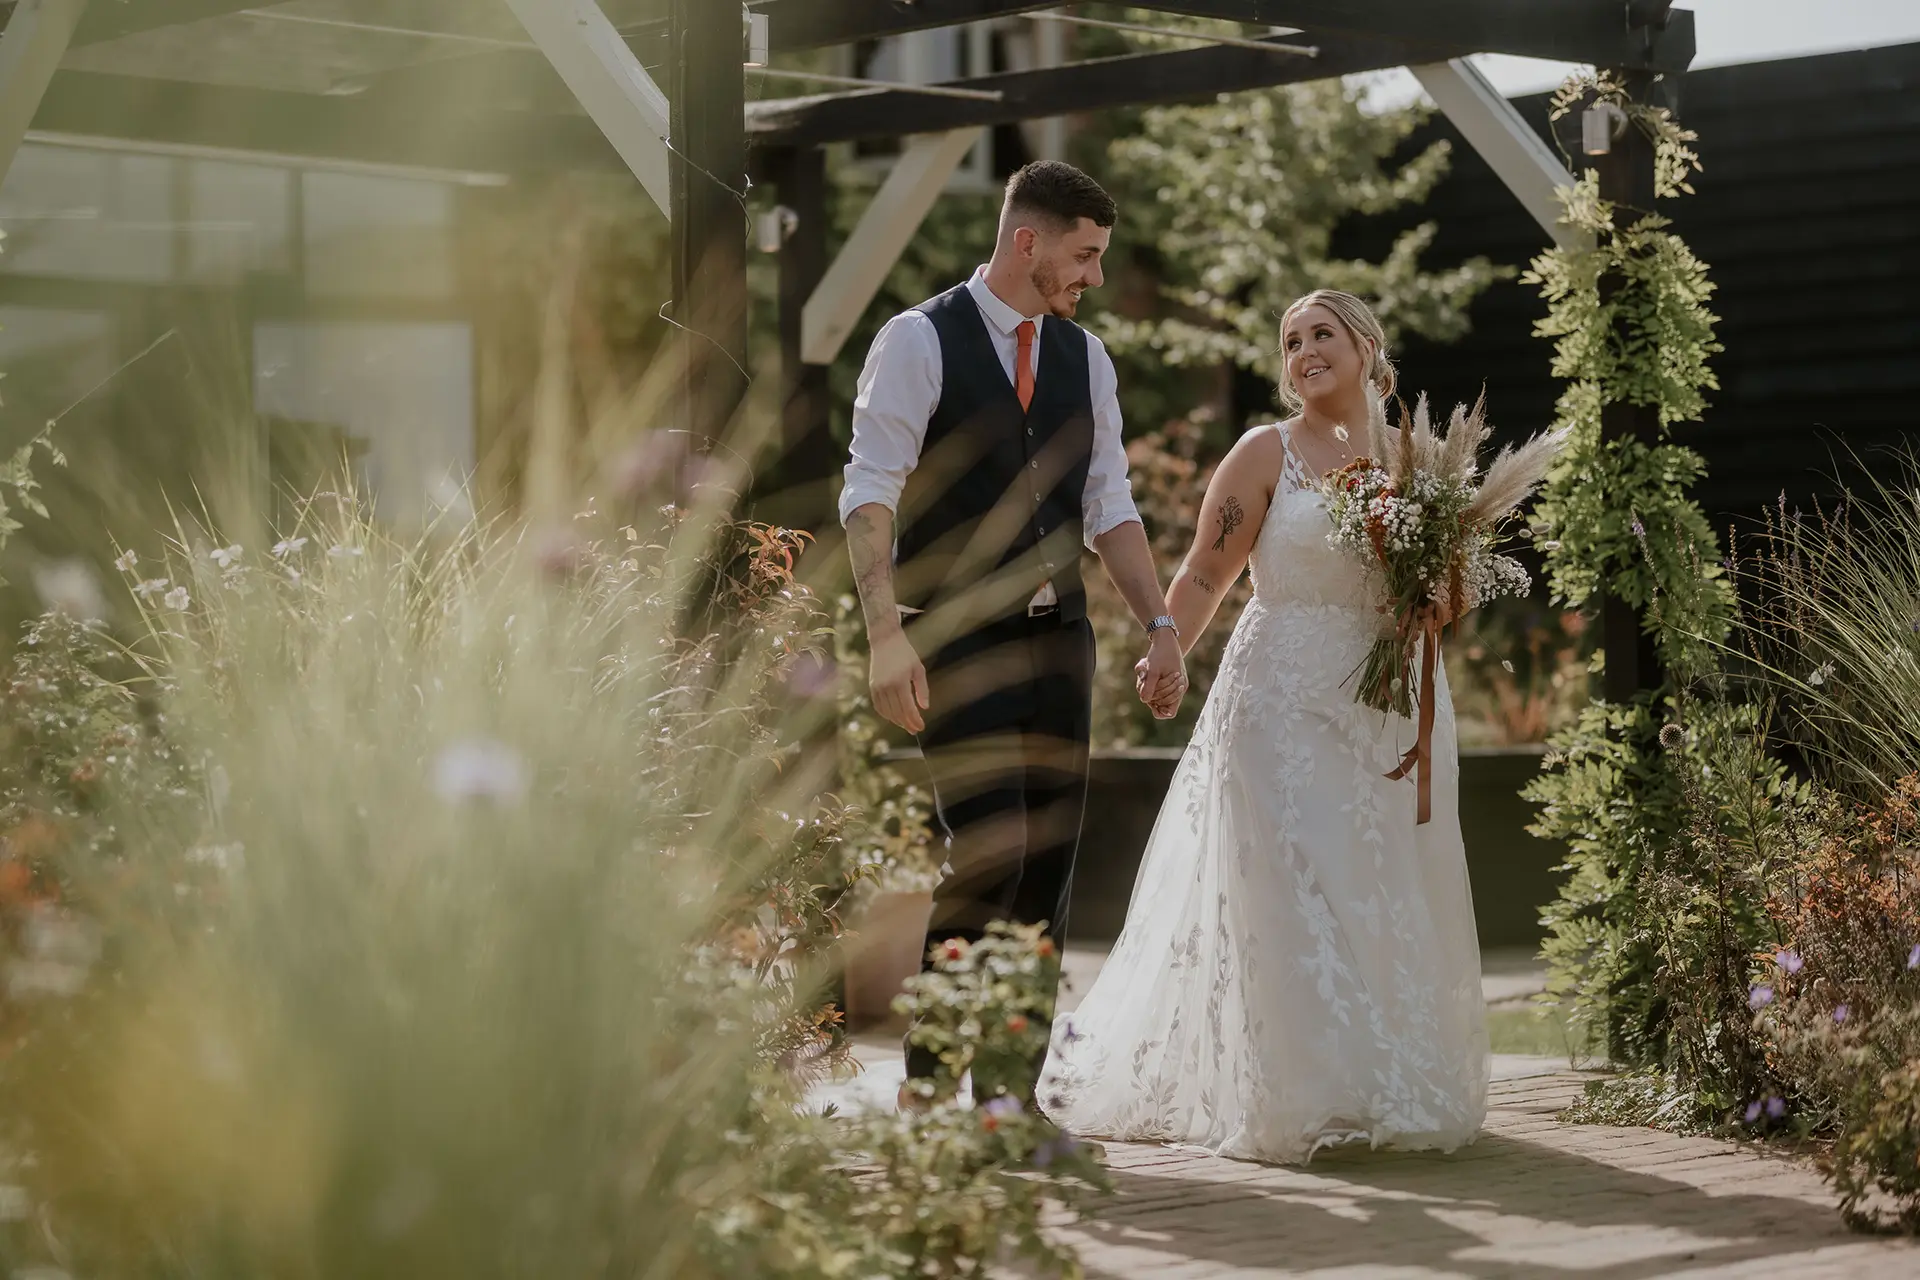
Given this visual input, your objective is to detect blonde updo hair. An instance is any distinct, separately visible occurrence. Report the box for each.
[1276,290,1397,412]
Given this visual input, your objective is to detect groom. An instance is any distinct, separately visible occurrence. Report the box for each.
[840,160,1184,1101]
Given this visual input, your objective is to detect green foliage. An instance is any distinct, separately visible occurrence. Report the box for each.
[896,922,1064,1105]
[0,425,63,585]
[1520,74,1737,1076]
[1522,175,1729,676]
[1736,460,1920,798]
[1095,79,1508,402]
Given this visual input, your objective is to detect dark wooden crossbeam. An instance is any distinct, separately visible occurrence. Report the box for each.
[765,0,1055,49]
[763,0,1694,72]
[31,70,626,174]
[68,0,260,47]
[1137,2,1694,73]
[748,29,1455,148]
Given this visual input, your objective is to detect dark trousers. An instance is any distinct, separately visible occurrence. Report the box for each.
[904,609,1095,1089]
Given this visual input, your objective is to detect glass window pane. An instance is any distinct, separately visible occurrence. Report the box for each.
[188,158,293,280]
[0,144,175,283]
[302,171,454,299]
[252,320,474,525]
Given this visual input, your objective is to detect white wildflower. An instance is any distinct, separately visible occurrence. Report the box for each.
[272,537,309,558]
[134,577,171,599]
[163,586,191,611]
[432,737,529,805]
[7,911,101,1001]
[1809,662,1835,687]
[113,548,139,573]
[187,842,245,873]
[328,543,364,560]
[210,544,243,569]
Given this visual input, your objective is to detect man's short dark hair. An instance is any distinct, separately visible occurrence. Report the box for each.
[1003,161,1117,232]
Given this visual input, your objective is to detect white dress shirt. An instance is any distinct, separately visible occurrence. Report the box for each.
[839,268,1141,611]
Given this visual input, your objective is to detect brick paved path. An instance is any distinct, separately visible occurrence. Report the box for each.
[1049,1071,1919,1279]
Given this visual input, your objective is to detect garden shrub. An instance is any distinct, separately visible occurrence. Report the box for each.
[0,490,1102,1278]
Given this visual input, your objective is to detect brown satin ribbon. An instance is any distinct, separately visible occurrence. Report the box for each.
[1385,613,1439,826]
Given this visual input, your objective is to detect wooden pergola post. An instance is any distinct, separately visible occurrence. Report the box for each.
[667,0,749,456]
[757,143,837,535]
[1593,67,1672,704]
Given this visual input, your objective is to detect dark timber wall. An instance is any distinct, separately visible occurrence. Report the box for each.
[1336,41,1920,530]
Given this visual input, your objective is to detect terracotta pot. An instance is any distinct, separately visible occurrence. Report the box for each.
[843,889,934,1029]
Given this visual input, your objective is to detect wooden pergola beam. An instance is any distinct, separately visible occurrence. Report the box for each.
[1136,2,1694,74]
[67,0,255,47]
[764,0,1694,72]
[748,29,1450,148]
[0,0,87,183]
[502,0,671,212]
[29,69,627,174]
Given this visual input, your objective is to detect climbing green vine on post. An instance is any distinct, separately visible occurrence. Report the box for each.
[1522,72,1758,1064]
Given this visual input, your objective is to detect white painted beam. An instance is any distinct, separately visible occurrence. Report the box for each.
[1410,58,1590,253]
[802,128,983,366]
[501,0,670,214]
[0,0,87,185]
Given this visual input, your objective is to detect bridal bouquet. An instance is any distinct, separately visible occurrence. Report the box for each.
[1324,394,1565,821]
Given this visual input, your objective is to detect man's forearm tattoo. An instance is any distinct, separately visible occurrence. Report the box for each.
[846,510,896,625]
[1191,572,1216,595]
[1210,496,1244,552]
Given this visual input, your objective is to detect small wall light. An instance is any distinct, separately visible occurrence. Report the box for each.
[1582,101,1629,156]
[745,10,770,67]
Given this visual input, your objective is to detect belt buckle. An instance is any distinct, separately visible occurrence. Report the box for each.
[1028,601,1059,618]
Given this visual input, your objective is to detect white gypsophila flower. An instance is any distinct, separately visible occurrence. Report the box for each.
[113,548,138,573]
[6,911,101,1001]
[328,543,364,560]
[163,585,191,611]
[187,842,245,873]
[134,577,171,599]
[272,537,308,558]
[32,560,108,623]
[210,544,242,569]
[432,737,530,805]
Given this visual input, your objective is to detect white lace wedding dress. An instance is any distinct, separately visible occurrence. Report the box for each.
[1041,425,1489,1163]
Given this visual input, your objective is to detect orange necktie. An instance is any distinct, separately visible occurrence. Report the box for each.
[1015,320,1036,411]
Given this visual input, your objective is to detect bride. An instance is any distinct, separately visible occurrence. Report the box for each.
[1040,290,1488,1163]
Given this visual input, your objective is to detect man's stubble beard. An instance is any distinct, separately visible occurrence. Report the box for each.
[1029,259,1082,319]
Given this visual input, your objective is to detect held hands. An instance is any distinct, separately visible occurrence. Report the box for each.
[869,627,930,734]
[1134,629,1187,720]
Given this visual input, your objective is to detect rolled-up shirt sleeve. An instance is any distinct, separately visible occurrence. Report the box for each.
[1081,328,1142,545]
[839,311,942,527]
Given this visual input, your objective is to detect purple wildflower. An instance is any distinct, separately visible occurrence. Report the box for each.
[1744,1100,1764,1124]
[1834,1004,1850,1024]
[1776,949,1803,975]
[1766,1096,1787,1120]
[984,1096,1024,1120]
[1631,517,1646,538]
[1749,984,1774,1011]
[1032,1133,1082,1169]
[1908,942,1920,970]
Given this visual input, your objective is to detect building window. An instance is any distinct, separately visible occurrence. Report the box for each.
[253,320,474,525]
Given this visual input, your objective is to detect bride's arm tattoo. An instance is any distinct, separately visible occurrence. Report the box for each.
[1209,496,1244,552]
[1191,572,1216,595]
